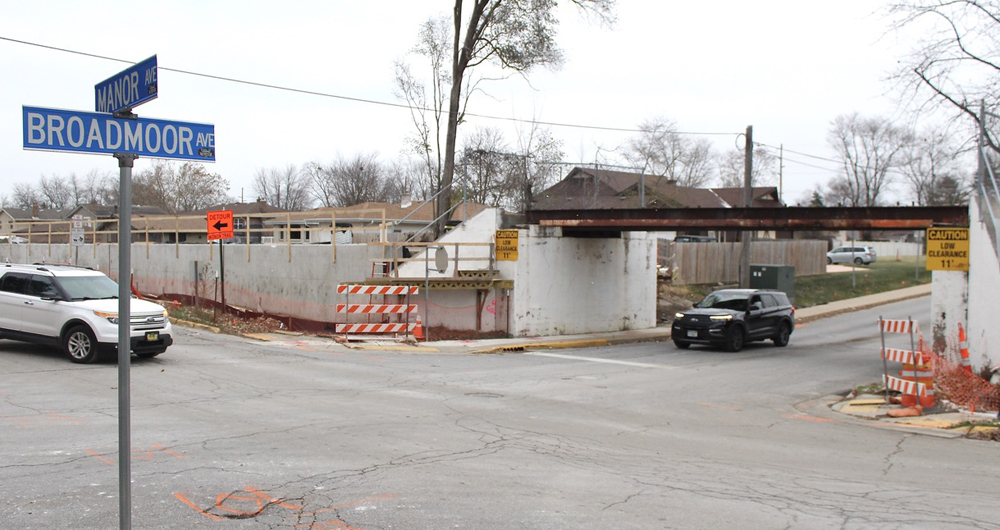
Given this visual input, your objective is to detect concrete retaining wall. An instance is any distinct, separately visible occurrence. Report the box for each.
[508,226,656,336]
[967,199,1000,371]
[1,208,658,338]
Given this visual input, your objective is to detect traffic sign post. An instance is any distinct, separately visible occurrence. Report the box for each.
[21,55,216,530]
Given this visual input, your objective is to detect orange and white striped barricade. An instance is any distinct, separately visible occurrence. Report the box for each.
[336,285,419,341]
[879,317,921,405]
[884,374,928,400]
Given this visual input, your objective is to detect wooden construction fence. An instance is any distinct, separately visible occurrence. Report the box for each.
[666,240,827,285]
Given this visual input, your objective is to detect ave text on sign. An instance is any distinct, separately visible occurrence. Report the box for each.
[23,106,215,161]
[95,55,158,114]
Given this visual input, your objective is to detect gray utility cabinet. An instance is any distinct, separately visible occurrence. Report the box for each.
[749,265,795,304]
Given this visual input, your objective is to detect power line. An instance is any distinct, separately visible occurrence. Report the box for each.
[1,35,737,137]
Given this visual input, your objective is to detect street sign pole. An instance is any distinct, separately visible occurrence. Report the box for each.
[114,151,137,530]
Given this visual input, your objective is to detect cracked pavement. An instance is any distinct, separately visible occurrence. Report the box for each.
[2,296,999,529]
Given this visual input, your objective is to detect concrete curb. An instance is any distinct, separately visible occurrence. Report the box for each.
[172,318,221,334]
[471,339,610,354]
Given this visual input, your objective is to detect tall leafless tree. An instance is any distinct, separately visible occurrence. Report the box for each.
[435,0,615,236]
[394,16,458,202]
[37,175,73,209]
[132,161,231,213]
[716,146,778,189]
[890,0,1000,150]
[624,117,715,188]
[827,113,914,206]
[309,154,399,207]
[508,122,563,212]
[11,183,38,209]
[252,165,312,210]
[899,126,971,205]
[459,127,510,206]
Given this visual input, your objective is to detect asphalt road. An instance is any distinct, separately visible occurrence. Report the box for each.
[2,296,998,529]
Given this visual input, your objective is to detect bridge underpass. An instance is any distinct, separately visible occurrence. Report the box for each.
[525,206,970,234]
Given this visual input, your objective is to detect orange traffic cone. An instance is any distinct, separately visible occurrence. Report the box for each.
[958,323,972,374]
[413,315,425,342]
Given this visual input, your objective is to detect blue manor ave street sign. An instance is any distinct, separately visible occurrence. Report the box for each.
[22,105,215,161]
[95,55,158,114]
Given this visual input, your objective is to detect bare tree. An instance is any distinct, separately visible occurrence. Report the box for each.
[37,175,73,209]
[459,127,510,206]
[132,161,230,213]
[827,113,913,206]
[716,146,777,189]
[309,154,396,207]
[623,117,715,187]
[11,183,39,209]
[252,165,312,210]
[436,0,615,235]
[80,169,117,205]
[890,0,1000,150]
[899,126,971,205]
[508,122,563,212]
[394,16,455,202]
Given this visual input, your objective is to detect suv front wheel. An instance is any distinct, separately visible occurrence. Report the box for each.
[725,325,745,352]
[64,325,102,364]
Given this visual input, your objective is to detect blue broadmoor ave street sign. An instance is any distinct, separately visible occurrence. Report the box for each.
[23,106,215,161]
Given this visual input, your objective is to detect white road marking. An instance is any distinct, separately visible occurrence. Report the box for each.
[524,352,672,369]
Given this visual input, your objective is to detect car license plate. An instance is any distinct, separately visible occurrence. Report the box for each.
[145,331,159,341]
[687,330,698,338]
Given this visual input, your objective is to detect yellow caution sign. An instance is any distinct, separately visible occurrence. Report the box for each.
[495,229,519,261]
[926,227,969,271]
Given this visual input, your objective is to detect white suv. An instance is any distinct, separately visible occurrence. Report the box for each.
[0,263,172,363]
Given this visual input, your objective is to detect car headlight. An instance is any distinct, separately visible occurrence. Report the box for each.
[710,314,733,321]
[674,312,686,319]
[94,310,119,324]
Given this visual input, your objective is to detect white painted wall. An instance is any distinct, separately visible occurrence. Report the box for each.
[0,242,381,325]
[930,270,968,364]
[508,226,656,336]
[0,207,659,338]
[967,199,1000,372]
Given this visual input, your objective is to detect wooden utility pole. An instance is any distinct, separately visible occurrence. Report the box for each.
[740,125,753,288]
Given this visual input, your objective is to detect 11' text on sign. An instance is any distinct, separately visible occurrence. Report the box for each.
[926,227,969,271]
[496,229,519,261]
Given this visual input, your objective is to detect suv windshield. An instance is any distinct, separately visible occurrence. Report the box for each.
[58,275,119,301]
[696,292,748,311]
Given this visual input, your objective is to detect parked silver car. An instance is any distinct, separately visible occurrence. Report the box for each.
[827,246,877,265]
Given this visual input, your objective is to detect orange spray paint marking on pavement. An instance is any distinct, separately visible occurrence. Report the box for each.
[87,449,114,466]
[783,413,835,423]
[174,493,224,521]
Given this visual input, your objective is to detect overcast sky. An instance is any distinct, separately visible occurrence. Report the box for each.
[2,1,928,207]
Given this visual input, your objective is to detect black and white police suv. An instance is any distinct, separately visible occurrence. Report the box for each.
[0,263,172,363]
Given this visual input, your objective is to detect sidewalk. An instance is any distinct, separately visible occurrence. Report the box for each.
[830,394,999,439]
